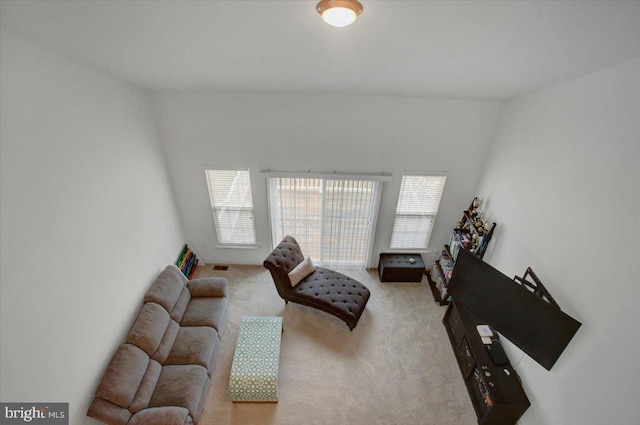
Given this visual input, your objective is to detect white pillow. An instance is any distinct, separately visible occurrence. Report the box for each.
[288,257,316,287]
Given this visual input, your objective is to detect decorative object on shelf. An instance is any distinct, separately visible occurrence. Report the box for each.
[176,243,201,279]
[316,0,363,27]
[454,197,496,259]
[426,197,497,305]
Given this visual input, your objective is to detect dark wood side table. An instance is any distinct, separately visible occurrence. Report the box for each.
[378,253,425,282]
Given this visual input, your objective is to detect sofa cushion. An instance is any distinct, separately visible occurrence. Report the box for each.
[151,319,180,364]
[187,278,228,297]
[87,397,132,425]
[290,267,370,330]
[129,359,162,413]
[165,327,219,374]
[180,297,228,336]
[127,303,170,356]
[95,344,149,408]
[170,287,191,323]
[194,373,210,423]
[149,365,210,421]
[144,267,186,313]
[166,264,189,284]
[129,407,193,425]
[288,256,316,287]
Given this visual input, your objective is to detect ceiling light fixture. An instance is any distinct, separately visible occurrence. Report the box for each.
[316,0,363,28]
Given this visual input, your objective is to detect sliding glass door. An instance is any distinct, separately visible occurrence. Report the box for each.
[268,177,381,267]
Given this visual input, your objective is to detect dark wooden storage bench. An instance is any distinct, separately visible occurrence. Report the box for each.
[378,253,425,282]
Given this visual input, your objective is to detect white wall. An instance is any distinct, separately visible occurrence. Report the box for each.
[0,32,184,424]
[7,25,632,425]
[151,91,502,266]
[476,59,640,424]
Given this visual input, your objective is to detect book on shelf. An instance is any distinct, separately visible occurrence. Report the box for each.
[430,266,447,297]
[439,250,455,282]
[176,244,188,267]
[430,266,442,283]
[183,252,195,274]
[450,241,461,263]
[448,230,472,263]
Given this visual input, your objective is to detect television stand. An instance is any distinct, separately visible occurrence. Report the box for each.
[443,300,530,425]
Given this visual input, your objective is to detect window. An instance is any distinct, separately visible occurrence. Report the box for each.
[390,174,446,250]
[269,177,381,266]
[205,169,256,245]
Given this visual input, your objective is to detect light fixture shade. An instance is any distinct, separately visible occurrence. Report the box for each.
[316,0,363,27]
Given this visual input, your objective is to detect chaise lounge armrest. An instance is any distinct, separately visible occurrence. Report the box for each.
[187,277,228,298]
[128,407,194,425]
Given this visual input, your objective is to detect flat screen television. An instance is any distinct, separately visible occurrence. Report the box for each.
[448,248,581,370]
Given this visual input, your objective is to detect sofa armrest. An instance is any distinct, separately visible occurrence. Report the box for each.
[187,277,228,298]
[86,397,132,425]
[128,407,193,425]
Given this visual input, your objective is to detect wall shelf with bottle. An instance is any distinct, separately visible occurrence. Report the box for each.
[426,197,496,305]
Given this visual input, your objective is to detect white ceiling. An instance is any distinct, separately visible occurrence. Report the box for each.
[1,0,639,100]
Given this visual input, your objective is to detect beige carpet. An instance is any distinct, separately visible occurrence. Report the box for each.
[193,265,477,425]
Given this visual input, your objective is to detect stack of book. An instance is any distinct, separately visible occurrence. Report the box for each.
[448,230,472,262]
[439,249,455,282]
[430,266,446,298]
[176,244,199,279]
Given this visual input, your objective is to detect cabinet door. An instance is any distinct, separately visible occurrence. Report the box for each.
[455,337,475,378]
[468,367,494,419]
[446,307,465,348]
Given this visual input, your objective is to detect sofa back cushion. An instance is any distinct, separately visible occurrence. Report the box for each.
[127,303,170,356]
[151,319,180,364]
[166,264,189,285]
[129,359,162,413]
[144,267,186,313]
[95,344,150,408]
[170,287,191,323]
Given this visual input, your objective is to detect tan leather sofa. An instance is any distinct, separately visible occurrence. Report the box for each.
[87,265,228,425]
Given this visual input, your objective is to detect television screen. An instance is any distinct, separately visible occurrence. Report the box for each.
[448,248,581,370]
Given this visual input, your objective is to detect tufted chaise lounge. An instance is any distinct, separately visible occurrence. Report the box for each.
[263,236,370,330]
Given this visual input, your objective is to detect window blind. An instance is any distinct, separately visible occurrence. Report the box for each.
[269,177,380,266]
[390,175,446,249]
[205,169,256,245]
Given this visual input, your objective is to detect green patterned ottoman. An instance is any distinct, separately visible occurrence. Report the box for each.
[229,316,283,402]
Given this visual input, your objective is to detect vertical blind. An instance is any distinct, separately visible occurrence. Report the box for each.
[205,169,257,245]
[390,175,446,249]
[269,177,379,266]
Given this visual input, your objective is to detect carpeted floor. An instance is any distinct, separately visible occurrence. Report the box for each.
[193,264,477,425]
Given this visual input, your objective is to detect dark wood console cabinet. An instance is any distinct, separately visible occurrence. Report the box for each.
[443,300,530,425]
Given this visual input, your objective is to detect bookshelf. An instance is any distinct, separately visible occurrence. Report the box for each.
[427,197,496,305]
